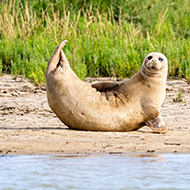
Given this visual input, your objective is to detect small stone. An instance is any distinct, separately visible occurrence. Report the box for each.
[147,150,155,153]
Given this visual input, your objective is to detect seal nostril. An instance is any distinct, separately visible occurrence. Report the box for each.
[152,60,156,63]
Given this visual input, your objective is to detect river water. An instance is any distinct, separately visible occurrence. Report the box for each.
[0,154,190,190]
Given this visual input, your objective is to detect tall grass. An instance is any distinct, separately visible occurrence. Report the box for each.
[0,0,190,84]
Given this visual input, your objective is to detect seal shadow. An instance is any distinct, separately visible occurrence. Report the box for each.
[0,127,70,130]
[0,126,154,133]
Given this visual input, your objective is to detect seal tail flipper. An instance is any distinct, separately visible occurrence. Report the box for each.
[59,49,70,69]
[145,115,168,134]
[46,40,68,76]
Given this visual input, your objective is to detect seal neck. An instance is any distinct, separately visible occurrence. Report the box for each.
[140,68,167,84]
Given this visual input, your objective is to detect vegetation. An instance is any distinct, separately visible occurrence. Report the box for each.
[0,0,190,84]
[173,89,186,105]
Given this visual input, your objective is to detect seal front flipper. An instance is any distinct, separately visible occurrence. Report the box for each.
[92,81,121,92]
[145,115,168,134]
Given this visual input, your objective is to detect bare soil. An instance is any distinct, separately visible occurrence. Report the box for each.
[0,74,190,155]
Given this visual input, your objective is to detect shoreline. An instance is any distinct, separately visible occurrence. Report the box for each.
[0,74,190,155]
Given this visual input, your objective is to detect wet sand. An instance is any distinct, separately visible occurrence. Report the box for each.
[0,74,190,155]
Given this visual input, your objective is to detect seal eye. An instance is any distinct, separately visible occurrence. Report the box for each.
[159,57,163,62]
[147,56,153,60]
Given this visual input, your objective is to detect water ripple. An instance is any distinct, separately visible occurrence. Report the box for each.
[0,154,190,190]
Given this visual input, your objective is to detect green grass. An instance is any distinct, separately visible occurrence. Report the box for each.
[0,0,190,85]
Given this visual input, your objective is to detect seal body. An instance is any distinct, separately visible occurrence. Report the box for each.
[46,40,168,133]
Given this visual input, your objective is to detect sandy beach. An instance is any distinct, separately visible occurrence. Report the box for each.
[0,74,190,155]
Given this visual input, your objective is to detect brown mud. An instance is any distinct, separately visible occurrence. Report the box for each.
[0,74,190,155]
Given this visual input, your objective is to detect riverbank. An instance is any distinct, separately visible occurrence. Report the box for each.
[0,74,190,155]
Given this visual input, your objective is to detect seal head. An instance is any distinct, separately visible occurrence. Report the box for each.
[141,52,168,79]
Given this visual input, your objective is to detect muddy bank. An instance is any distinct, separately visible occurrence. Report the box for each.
[0,74,190,155]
